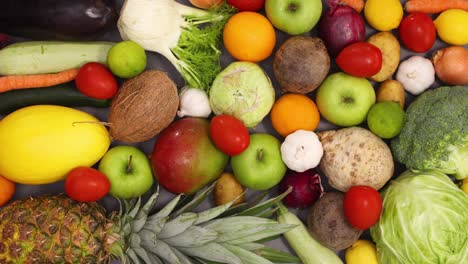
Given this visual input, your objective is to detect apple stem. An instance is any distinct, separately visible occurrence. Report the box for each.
[127,155,133,174]
[257,149,263,161]
[288,3,298,11]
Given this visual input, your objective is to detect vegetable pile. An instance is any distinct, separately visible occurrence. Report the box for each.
[0,0,467,264]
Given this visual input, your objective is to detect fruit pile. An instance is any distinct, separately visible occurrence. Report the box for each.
[0,0,467,263]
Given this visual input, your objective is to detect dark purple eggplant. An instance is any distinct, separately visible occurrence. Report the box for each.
[0,0,118,40]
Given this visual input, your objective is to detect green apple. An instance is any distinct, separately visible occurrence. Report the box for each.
[98,145,154,199]
[231,133,287,190]
[265,0,322,35]
[316,72,376,127]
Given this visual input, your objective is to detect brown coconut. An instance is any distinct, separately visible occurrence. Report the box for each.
[108,70,179,143]
[317,127,394,192]
[273,36,330,94]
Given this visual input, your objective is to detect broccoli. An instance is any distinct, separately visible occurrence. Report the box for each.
[391,86,468,180]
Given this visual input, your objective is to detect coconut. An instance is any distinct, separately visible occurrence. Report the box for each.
[108,70,179,143]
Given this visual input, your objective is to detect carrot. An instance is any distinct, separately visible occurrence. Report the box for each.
[0,68,79,93]
[340,0,365,13]
[405,0,468,14]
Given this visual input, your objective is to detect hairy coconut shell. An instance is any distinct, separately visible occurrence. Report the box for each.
[273,36,330,94]
[108,70,179,143]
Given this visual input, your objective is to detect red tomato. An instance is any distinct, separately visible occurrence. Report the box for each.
[227,0,265,11]
[75,62,118,99]
[343,185,383,230]
[336,42,383,78]
[398,13,436,53]
[210,114,250,156]
[65,167,111,202]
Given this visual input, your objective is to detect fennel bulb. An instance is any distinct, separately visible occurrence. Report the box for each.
[118,0,234,90]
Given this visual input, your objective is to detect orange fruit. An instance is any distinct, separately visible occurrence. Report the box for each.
[0,175,15,206]
[271,93,320,137]
[223,11,276,62]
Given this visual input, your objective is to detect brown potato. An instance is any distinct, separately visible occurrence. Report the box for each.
[214,172,245,206]
[273,36,330,94]
[307,192,362,251]
[367,32,401,82]
[376,79,406,108]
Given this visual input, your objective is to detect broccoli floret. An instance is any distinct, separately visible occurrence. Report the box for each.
[391,86,468,180]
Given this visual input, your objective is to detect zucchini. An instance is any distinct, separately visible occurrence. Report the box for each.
[0,41,114,75]
[0,0,118,41]
[0,82,111,115]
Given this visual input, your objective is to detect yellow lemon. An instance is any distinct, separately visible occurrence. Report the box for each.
[461,178,468,194]
[345,240,379,264]
[364,0,403,31]
[434,9,468,45]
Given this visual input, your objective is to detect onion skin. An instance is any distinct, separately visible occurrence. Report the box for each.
[189,0,222,9]
[432,46,468,85]
[278,169,325,209]
[319,3,366,57]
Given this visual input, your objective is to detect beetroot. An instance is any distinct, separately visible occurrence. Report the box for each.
[318,1,366,57]
[278,169,325,208]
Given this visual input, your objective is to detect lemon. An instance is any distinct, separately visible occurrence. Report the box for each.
[107,40,147,78]
[364,0,403,31]
[461,178,468,194]
[346,240,379,264]
[434,9,468,45]
[367,101,405,139]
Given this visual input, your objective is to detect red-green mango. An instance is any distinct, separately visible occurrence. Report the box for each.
[151,117,229,194]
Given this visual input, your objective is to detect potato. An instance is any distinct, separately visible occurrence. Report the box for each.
[367,32,401,82]
[273,36,330,94]
[307,192,362,251]
[214,172,245,206]
[376,79,406,108]
[317,127,394,192]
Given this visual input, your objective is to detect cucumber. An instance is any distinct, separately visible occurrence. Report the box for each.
[0,41,114,75]
[0,82,110,115]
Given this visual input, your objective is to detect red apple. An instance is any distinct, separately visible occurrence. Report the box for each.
[151,117,229,194]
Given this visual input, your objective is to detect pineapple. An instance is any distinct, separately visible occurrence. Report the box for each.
[0,185,298,264]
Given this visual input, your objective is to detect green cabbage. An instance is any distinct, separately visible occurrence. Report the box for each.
[370,170,468,264]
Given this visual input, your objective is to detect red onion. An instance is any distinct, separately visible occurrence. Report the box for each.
[319,1,366,57]
[0,33,9,49]
[278,169,325,209]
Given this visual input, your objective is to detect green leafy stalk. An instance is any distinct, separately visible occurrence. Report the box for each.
[171,1,235,90]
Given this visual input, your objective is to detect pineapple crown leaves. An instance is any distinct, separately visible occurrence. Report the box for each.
[112,183,300,264]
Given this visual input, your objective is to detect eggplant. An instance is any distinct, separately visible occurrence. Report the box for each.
[0,0,118,40]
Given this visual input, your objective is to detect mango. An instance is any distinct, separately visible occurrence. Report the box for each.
[0,105,110,184]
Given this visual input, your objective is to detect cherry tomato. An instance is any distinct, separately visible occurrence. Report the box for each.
[65,166,111,202]
[398,13,436,53]
[75,62,118,99]
[336,42,383,78]
[210,114,250,156]
[227,0,265,11]
[343,185,383,230]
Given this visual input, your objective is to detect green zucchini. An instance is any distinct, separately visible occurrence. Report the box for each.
[0,82,111,114]
[0,41,114,75]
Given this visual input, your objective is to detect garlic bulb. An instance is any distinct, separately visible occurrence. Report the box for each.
[177,87,212,118]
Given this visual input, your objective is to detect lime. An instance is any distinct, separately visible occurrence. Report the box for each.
[345,240,379,264]
[434,9,468,45]
[364,0,403,31]
[367,101,404,139]
[107,40,147,78]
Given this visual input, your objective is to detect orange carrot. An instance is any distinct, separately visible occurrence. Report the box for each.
[405,0,468,14]
[0,68,79,93]
[340,0,365,13]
